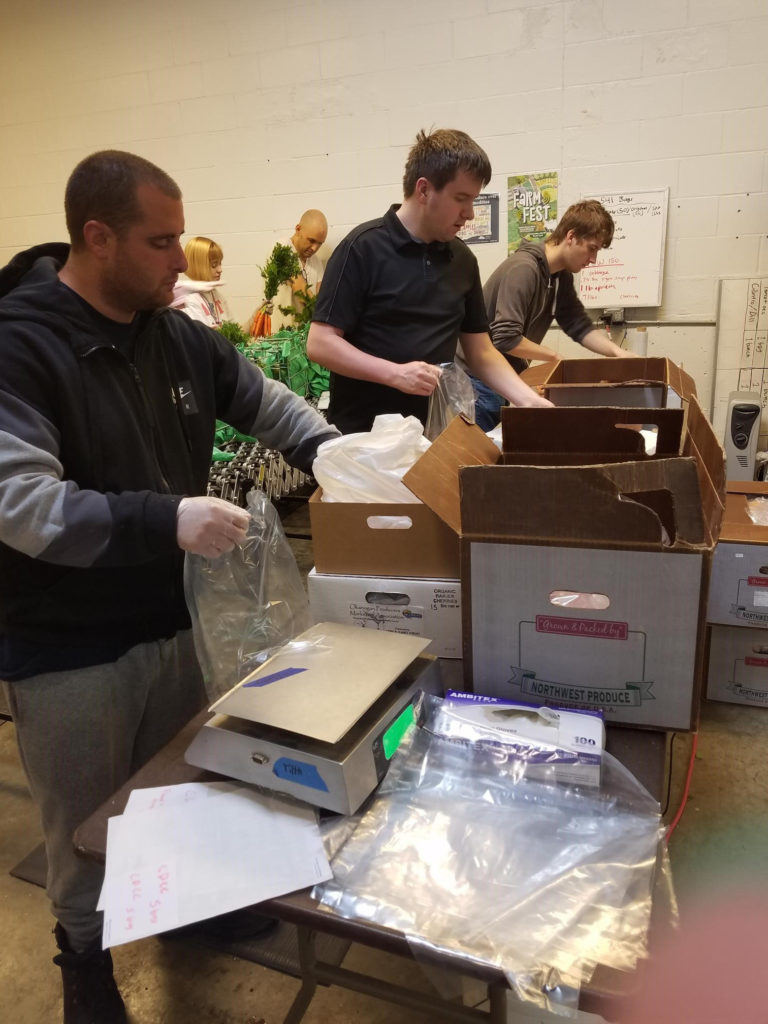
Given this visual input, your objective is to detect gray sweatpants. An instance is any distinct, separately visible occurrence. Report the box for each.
[3,630,207,951]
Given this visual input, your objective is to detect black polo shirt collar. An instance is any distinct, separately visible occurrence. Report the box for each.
[383,204,452,259]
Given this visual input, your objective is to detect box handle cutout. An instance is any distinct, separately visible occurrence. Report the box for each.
[759,567,768,576]
[549,590,610,610]
[365,591,410,606]
[366,515,413,531]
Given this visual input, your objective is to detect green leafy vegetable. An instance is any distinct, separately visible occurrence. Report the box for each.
[218,320,252,347]
[259,243,301,301]
[279,287,317,328]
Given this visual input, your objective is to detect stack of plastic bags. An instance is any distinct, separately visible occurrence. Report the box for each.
[314,693,672,1015]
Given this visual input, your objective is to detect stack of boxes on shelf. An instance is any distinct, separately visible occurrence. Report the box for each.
[309,358,726,733]
[707,482,768,707]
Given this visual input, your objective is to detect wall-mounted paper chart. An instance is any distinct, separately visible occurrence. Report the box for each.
[712,277,768,449]
[578,189,669,308]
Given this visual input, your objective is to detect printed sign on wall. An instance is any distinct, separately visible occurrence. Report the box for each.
[457,193,499,245]
[507,171,558,253]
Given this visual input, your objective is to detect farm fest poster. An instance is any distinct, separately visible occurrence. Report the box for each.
[507,171,558,254]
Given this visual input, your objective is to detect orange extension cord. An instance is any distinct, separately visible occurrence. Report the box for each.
[665,731,699,843]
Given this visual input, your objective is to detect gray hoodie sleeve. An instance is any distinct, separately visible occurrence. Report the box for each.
[219,354,340,474]
[0,393,179,567]
[553,271,597,344]
[486,260,542,354]
[243,374,340,473]
[0,338,336,568]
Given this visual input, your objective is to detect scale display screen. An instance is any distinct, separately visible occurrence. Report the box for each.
[382,703,416,760]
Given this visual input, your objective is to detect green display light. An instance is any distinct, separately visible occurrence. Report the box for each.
[382,703,416,760]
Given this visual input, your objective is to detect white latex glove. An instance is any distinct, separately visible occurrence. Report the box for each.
[176,496,250,558]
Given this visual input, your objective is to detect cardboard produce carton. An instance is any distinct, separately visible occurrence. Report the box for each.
[402,396,724,731]
[521,355,696,410]
[708,482,768,628]
[706,623,768,708]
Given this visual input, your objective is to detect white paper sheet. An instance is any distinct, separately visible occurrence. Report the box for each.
[98,782,331,948]
[124,780,241,814]
[97,781,239,911]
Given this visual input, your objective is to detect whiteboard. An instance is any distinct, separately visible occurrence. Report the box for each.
[578,189,669,308]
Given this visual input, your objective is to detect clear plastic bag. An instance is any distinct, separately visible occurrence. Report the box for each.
[314,693,670,1015]
[747,495,768,526]
[184,488,311,701]
[424,362,476,441]
[312,414,430,503]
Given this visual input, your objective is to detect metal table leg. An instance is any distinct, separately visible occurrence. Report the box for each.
[281,924,509,1023]
[282,926,318,1024]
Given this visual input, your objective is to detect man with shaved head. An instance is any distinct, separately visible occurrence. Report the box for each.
[269,208,328,330]
[292,209,328,279]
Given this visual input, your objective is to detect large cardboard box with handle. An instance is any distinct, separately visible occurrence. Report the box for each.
[307,568,462,658]
[309,488,459,579]
[707,482,768,629]
[309,357,699,580]
[401,397,725,731]
[706,623,768,708]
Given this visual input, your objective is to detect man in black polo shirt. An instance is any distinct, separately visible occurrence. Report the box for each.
[307,128,552,434]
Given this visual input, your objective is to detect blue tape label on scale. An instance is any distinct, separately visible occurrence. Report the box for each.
[273,758,329,791]
[243,667,307,688]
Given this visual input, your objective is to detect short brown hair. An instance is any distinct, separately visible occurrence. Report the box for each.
[402,129,492,197]
[65,150,182,250]
[548,200,614,247]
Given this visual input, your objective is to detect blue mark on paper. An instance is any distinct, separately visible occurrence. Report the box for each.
[243,667,307,688]
[273,758,328,791]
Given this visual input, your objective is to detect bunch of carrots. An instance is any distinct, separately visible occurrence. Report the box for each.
[248,305,272,339]
[248,243,302,338]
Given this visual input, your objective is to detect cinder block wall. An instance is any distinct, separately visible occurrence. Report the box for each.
[1,0,766,411]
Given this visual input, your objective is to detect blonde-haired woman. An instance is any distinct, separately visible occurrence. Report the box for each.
[171,236,229,328]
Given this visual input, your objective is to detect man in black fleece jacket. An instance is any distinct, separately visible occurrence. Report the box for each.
[0,150,339,1023]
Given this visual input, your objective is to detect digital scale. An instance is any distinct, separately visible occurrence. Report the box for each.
[185,621,443,814]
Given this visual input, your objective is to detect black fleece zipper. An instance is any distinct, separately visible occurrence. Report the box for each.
[77,340,174,494]
[127,361,174,493]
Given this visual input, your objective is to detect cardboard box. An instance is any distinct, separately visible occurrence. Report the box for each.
[308,488,460,578]
[706,623,768,707]
[521,356,697,410]
[402,395,725,731]
[307,568,462,658]
[708,482,768,628]
[309,410,507,578]
[307,361,694,577]
[500,404,687,466]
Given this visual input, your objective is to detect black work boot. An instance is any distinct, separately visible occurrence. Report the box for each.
[53,923,127,1024]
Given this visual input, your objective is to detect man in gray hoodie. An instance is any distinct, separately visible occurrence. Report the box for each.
[474,199,638,429]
